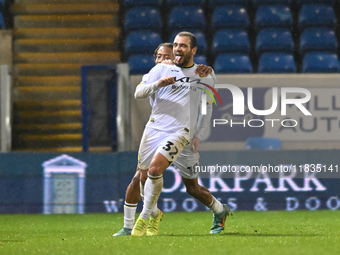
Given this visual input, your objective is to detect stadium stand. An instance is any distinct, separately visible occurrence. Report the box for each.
[170,29,207,54]
[211,5,250,30]
[0,0,4,29]
[302,52,340,73]
[122,0,162,8]
[166,0,205,7]
[212,29,250,56]
[255,5,293,29]
[128,54,155,74]
[11,0,121,151]
[124,7,162,33]
[167,6,206,33]
[124,0,340,73]
[258,52,297,73]
[210,0,248,7]
[214,53,253,73]
[194,54,208,65]
[298,4,336,30]
[296,0,335,7]
[0,12,4,29]
[255,28,294,55]
[299,27,338,55]
[252,0,291,7]
[125,30,162,56]
[121,0,339,74]
[245,137,282,150]
[5,0,340,153]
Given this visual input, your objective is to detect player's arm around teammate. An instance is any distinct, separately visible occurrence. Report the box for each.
[113,43,214,236]
[132,33,231,237]
[131,33,203,236]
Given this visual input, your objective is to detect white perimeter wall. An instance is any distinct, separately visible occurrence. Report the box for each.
[130,74,340,151]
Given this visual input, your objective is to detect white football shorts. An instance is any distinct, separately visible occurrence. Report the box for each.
[172,145,200,179]
[138,127,189,170]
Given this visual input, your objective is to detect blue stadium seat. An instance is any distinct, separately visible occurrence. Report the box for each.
[125,31,162,56]
[212,29,250,56]
[302,52,340,73]
[0,0,4,10]
[195,54,208,66]
[255,5,293,29]
[245,137,282,150]
[170,29,207,54]
[123,0,162,8]
[299,27,337,55]
[258,52,296,73]
[253,0,291,7]
[255,28,294,55]
[124,7,162,33]
[0,12,4,29]
[166,0,205,7]
[168,6,206,33]
[210,0,248,7]
[296,0,334,7]
[211,5,249,30]
[214,53,252,73]
[298,4,336,30]
[128,54,155,75]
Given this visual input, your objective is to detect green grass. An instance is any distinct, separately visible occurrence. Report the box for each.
[1,211,340,255]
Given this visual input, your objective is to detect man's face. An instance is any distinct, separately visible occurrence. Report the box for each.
[173,35,197,67]
[155,46,174,64]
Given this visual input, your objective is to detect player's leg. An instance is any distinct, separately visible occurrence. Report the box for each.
[181,176,231,234]
[175,147,231,234]
[182,176,213,206]
[113,165,147,236]
[132,132,188,237]
[131,153,168,237]
[136,162,163,237]
[119,126,159,237]
[142,153,165,236]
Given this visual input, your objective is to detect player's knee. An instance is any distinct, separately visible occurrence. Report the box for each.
[148,162,166,176]
[149,153,169,176]
[148,165,161,176]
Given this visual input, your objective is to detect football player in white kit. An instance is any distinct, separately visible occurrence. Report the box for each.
[113,42,220,237]
[130,32,231,237]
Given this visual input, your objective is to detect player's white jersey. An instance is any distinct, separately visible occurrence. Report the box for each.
[139,63,215,139]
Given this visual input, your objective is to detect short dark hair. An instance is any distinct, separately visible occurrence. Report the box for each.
[153,43,173,58]
[176,31,197,49]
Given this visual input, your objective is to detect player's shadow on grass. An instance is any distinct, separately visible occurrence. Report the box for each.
[162,232,322,237]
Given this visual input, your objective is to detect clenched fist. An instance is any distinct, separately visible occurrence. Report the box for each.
[158,76,176,87]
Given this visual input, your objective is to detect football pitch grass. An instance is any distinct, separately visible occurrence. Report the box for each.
[1,210,339,255]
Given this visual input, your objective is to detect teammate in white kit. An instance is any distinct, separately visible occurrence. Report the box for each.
[131,32,231,237]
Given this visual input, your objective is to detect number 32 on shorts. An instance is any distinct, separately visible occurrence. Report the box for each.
[162,141,178,160]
